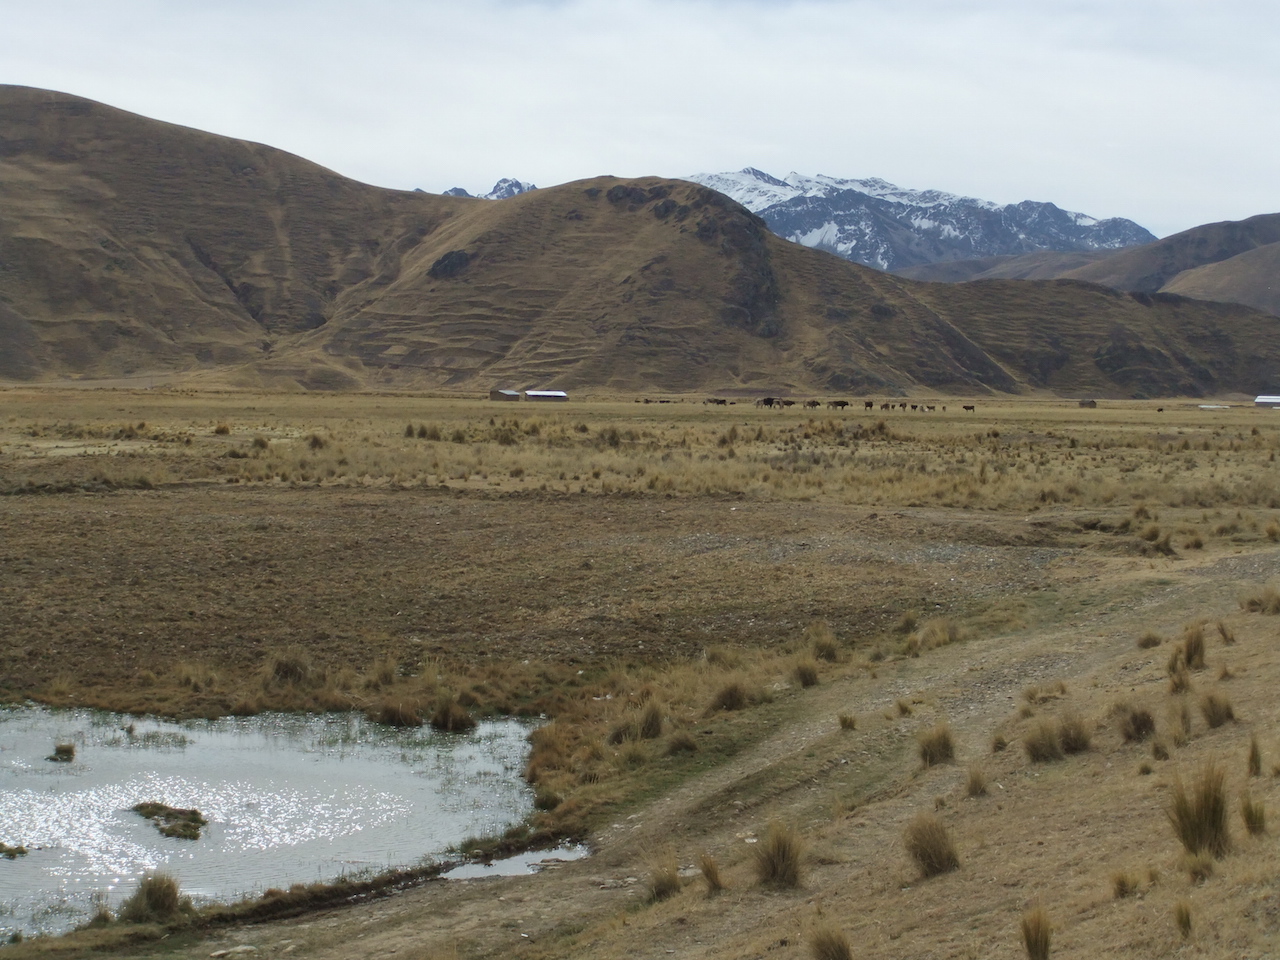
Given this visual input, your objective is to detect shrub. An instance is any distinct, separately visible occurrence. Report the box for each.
[1242,793,1266,835]
[965,764,988,798]
[1199,692,1235,728]
[1058,712,1091,754]
[903,812,959,878]
[1024,720,1063,763]
[808,926,853,960]
[1020,904,1051,960]
[1174,901,1192,939]
[430,697,477,733]
[753,820,804,888]
[1249,734,1262,777]
[1137,631,1163,649]
[119,873,183,923]
[794,660,819,688]
[1119,706,1156,742]
[918,723,956,767]
[1168,762,1230,858]
[647,855,681,902]
[699,852,725,894]
[1111,871,1138,899]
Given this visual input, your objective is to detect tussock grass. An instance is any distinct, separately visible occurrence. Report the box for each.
[1241,793,1266,834]
[1137,630,1163,649]
[1216,621,1235,645]
[119,872,184,923]
[793,659,820,688]
[1240,585,1280,614]
[1180,625,1207,670]
[1024,720,1063,763]
[1168,762,1230,858]
[647,855,681,903]
[1020,904,1051,960]
[371,700,422,728]
[806,621,840,662]
[838,713,857,731]
[431,697,477,733]
[1199,691,1235,728]
[965,764,988,797]
[1184,851,1214,883]
[753,820,805,888]
[665,730,698,755]
[1118,705,1156,743]
[699,852,725,895]
[1111,871,1139,899]
[1248,734,1262,776]
[903,812,959,878]
[708,680,751,713]
[808,926,853,960]
[1057,712,1091,754]
[917,722,956,767]
[1174,900,1192,939]
[1168,663,1192,694]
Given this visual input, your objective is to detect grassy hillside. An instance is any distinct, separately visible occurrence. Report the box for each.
[2,85,1279,397]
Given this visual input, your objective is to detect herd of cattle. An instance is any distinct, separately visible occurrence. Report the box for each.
[703,397,975,412]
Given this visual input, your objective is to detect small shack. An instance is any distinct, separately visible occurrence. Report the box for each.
[489,389,521,401]
[1255,396,1280,408]
[1078,399,1098,408]
[525,390,568,402]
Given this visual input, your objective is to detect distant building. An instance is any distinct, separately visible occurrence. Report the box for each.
[489,389,521,401]
[1256,396,1280,408]
[525,390,568,402]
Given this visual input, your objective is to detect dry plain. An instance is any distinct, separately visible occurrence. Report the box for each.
[2,388,1280,959]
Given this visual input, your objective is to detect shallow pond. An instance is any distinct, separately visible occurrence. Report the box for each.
[0,706,538,938]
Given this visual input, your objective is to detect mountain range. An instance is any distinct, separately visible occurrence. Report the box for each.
[1,84,1278,398]
[686,168,1156,272]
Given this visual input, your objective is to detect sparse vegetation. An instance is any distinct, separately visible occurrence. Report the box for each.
[965,764,988,798]
[1118,705,1156,743]
[131,802,208,840]
[1111,871,1138,899]
[1199,692,1235,728]
[1174,900,1193,939]
[1024,720,1064,763]
[647,854,681,902]
[1057,712,1091,754]
[837,713,857,731]
[699,852,725,895]
[1241,793,1266,835]
[0,842,28,859]
[1249,734,1262,777]
[903,812,959,877]
[808,925,853,960]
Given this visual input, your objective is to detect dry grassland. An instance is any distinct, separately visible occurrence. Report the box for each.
[3,389,1280,959]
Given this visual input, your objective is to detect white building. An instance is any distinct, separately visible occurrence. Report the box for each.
[1255,396,1280,408]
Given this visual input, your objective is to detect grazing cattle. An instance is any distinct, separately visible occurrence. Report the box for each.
[863,400,874,410]
[804,399,821,409]
[910,404,918,411]
[941,405,947,412]
[781,399,796,408]
[880,402,891,411]
[704,397,728,405]
[926,405,935,412]
[898,402,907,410]
[755,397,775,408]
[962,404,976,412]
[1157,407,1164,413]
[827,400,850,410]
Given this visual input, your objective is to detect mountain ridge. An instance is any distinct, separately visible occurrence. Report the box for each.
[1,85,1278,398]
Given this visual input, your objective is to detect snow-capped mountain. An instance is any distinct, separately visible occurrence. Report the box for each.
[687,168,1155,272]
[441,178,537,201]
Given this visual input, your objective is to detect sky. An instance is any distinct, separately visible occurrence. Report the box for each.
[2,0,1277,237]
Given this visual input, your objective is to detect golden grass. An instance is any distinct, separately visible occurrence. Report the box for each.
[917,722,956,767]
[118,873,184,924]
[1199,691,1235,728]
[1024,720,1064,763]
[1241,793,1266,835]
[903,812,959,878]
[753,821,805,888]
[807,926,853,960]
[699,852,725,895]
[647,854,681,903]
[1174,900,1193,939]
[1168,762,1231,858]
[1020,904,1051,960]
[965,764,988,798]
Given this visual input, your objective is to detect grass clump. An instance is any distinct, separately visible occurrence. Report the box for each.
[918,722,956,767]
[1199,692,1235,728]
[793,659,819,688]
[665,730,698,755]
[1248,734,1262,777]
[808,925,853,960]
[1111,871,1139,899]
[1118,705,1156,743]
[753,820,804,888]
[806,621,840,662]
[430,697,478,733]
[1024,720,1063,763]
[708,680,750,713]
[1240,585,1280,614]
[1241,793,1266,835]
[1180,624,1207,670]
[119,872,185,923]
[1168,762,1230,858]
[1020,904,1051,960]
[965,764,988,798]
[1174,900,1192,939]
[699,852,725,895]
[132,802,208,840]
[1057,712,1091,754]
[903,812,959,878]
[638,701,664,740]
[1137,630,1163,649]
[0,842,28,859]
[647,855,681,903]
[47,742,75,762]
[837,713,857,731]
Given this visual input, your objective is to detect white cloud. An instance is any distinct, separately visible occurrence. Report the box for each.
[1,0,1276,235]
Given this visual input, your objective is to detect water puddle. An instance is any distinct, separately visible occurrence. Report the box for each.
[441,844,590,880]
[0,706,539,938]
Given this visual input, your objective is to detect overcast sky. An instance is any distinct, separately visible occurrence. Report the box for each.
[3,0,1277,237]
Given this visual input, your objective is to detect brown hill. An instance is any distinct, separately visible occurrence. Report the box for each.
[2,84,1280,397]
[894,249,1112,283]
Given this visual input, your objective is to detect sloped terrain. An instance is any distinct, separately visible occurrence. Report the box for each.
[2,85,1279,397]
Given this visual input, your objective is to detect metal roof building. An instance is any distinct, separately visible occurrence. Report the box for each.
[525,390,568,401]
[1256,396,1280,407]
[489,389,521,401]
